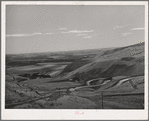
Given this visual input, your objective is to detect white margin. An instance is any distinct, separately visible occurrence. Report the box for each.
[1,1,148,120]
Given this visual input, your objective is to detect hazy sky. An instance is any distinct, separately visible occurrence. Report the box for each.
[6,5,145,54]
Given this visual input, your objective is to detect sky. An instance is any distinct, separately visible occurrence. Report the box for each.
[6,5,145,54]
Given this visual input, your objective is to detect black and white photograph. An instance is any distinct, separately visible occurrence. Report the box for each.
[1,1,148,120]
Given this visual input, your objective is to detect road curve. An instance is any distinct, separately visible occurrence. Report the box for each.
[68,76,143,92]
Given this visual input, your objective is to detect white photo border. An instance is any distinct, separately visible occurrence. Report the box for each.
[1,1,148,120]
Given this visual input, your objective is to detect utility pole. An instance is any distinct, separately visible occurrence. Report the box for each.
[101,92,104,109]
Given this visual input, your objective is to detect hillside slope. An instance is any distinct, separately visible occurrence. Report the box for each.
[94,42,144,62]
[63,42,144,82]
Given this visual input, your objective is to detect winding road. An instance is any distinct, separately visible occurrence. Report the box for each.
[68,76,144,92]
[6,75,144,108]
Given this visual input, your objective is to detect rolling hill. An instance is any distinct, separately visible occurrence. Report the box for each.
[62,42,144,82]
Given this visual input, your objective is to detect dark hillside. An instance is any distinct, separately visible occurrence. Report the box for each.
[69,57,144,82]
[60,60,90,74]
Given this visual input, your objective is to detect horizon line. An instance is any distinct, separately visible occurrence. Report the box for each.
[6,42,144,55]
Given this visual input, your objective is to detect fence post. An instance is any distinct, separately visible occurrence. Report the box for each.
[101,92,104,109]
[58,88,60,96]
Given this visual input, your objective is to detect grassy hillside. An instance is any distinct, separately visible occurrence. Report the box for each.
[94,42,144,62]
[63,42,144,82]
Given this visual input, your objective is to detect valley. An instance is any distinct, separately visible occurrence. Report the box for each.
[5,42,144,109]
